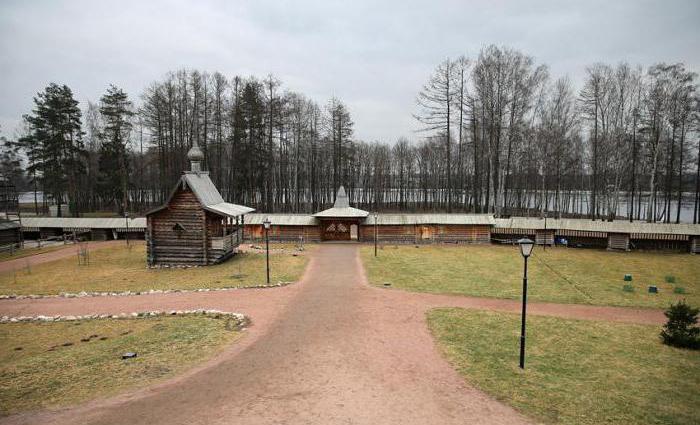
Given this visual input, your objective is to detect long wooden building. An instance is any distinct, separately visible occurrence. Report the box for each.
[13,180,700,255]
[492,217,700,253]
[18,213,700,253]
[243,213,494,244]
[145,142,253,266]
[243,187,494,244]
[21,217,146,241]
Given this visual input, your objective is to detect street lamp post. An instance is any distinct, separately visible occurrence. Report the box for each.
[263,217,271,285]
[374,212,378,257]
[517,237,535,369]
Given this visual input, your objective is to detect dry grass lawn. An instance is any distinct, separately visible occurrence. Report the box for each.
[0,315,241,415]
[428,308,700,425]
[0,242,312,295]
[361,244,699,308]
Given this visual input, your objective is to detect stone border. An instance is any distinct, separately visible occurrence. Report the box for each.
[0,309,249,327]
[0,281,294,301]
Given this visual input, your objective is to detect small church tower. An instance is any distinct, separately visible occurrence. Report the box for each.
[146,141,253,266]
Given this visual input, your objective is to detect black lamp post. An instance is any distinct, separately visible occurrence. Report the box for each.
[263,217,271,284]
[374,212,378,257]
[517,237,535,369]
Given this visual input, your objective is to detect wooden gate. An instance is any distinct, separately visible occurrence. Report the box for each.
[321,220,355,241]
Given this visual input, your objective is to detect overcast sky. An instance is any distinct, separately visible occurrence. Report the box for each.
[1,0,699,143]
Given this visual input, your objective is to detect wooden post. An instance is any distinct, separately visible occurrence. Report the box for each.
[236,216,240,245]
[202,212,208,265]
[241,215,245,242]
[147,218,154,266]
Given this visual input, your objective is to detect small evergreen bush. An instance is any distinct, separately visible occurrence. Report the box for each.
[673,287,686,294]
[660,300,700,349]
[665,275,677,284]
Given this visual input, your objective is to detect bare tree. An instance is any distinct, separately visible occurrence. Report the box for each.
[415,58,458,211]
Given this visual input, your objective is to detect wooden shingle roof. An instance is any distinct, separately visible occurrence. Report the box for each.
[147,171,254,218]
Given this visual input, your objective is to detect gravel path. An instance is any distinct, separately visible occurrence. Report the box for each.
[0,244,665,425]
[0,241,124,274]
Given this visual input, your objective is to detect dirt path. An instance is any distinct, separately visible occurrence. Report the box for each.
[0,245,666,424]
[0,241,124,274]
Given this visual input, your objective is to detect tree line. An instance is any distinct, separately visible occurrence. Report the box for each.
[2,44,699,223]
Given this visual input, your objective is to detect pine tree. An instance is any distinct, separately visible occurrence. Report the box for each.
[97,85,134,214]
[19,83,86,216]
[0,132,24,188]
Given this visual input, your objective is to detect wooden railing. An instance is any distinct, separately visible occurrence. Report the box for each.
[0,243,20,255]
[211,231,238,251]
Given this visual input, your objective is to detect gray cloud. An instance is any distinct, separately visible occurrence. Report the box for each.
[1,0,698,143]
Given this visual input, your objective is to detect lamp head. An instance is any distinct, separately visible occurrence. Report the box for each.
[517,237,535,258]
[263,217,271,230]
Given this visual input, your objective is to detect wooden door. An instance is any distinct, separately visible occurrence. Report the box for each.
[322,220,353,241]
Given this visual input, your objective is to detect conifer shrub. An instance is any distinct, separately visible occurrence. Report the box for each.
[661,300,700,349]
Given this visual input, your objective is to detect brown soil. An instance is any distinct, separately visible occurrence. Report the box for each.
[0,244,665,425]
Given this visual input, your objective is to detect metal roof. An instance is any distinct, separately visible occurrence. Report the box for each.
[333,186,350,208]
[183,172,225,206]
[21,217,146,230]
[494,217,700,236]
[245,214,318,226]
[313,186,369,218]
[147,171,254,218]
[244,213,494,226]
[205,202,255,217]
[373,214,495,225]
[313,207,370,218]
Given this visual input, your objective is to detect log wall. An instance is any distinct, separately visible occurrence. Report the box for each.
[243,225,321,243]
[691,237,700,254]
[359,224,490,244]
[147,188,235,266]
[434,225,491,243]
[360,224,415,243]
[535,229,555,246]
[607,233,630,251]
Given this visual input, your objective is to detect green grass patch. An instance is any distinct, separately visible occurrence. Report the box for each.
[0,315,241,415]
[0,242,312,295]
[361,245,699,308]
[428,308,700,425]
